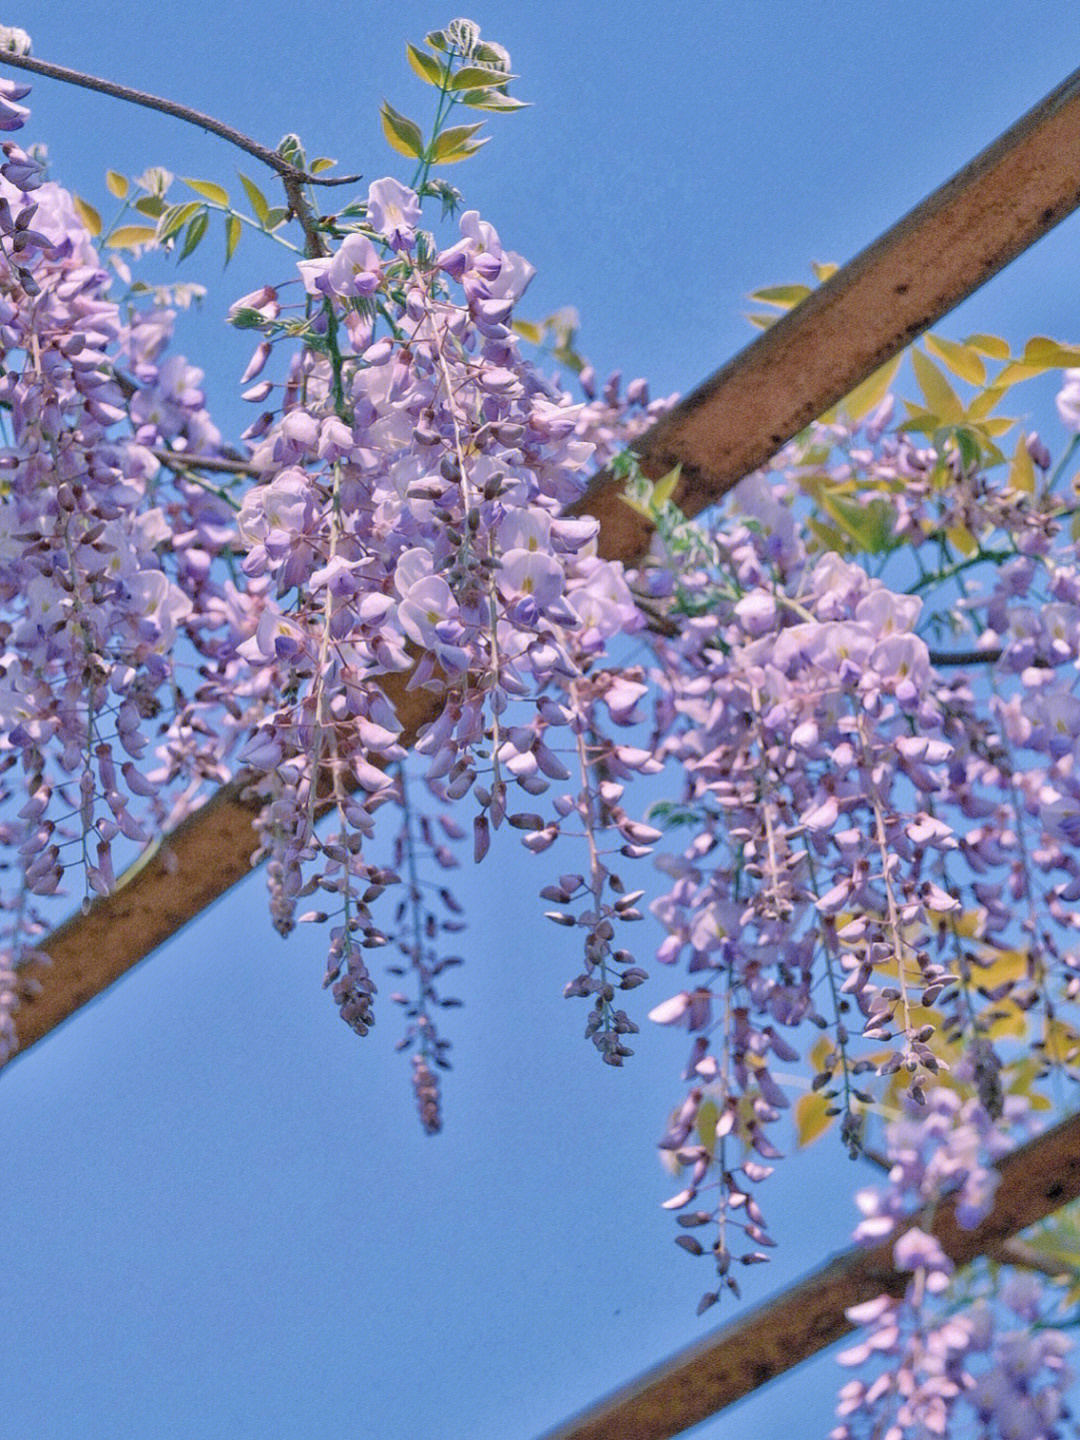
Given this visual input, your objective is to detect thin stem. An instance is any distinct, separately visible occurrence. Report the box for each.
[150,448,261,478]
[0,49,358,188]
[1042,432,1080,498]
[0,49,355,257]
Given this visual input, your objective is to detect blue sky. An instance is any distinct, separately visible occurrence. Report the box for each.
[6,5,1080,1439]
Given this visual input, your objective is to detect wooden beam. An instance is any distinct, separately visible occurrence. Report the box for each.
[578,62,1080,561]
[9,62,1080,1062]
[535,1110,1080,1440]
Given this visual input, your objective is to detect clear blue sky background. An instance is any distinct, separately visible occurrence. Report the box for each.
[6,5,1080,1438]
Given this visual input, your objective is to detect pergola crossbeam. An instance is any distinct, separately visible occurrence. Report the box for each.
[534,1111,1080,1440]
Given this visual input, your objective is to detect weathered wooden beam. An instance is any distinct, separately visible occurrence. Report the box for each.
[9,62,1080,1062]
[580,62,1080,561]
[535,1110,1080,1440]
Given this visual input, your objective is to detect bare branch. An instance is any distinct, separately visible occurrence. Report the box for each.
[150,448,262,479]
[0,50,359,256]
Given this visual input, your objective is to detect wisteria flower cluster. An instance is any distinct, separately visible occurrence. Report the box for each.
[834,1094,1072,1440]
[3,20,1080,1430]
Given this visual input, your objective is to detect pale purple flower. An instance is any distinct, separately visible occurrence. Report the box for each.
[366,177,422,250]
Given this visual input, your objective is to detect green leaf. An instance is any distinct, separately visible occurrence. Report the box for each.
[425,28,449,52]
[263,207,288,230]
[277,134,306,169]
[309,157,337,175]
[157,201,202,242]
[406,40,446,85]
[817,491,897,554]
[964,332,1011,360]
[923,332,986,386]
[225,213,242,264]
[380,100,425,159]
[911,348,964,424]
[105,170,129,200]
[811,260,839,282]
[451,63,517,90]
[133,195,167,219]
[431,121,485,161]
[178,209,209,260]
[458,89,530,111]
[238,172,270,225]
[183,176,229,206]
[106,224,158,250]
[72,195,102,237]
[512,319,543,344]
[805,514,847,554]
[749,283,812,310]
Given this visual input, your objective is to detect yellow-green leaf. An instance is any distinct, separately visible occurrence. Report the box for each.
[183,177,229,206]
[749,284,812,309]
[811,261,839,282]
[431,121,485,161]
[964,332,1010,360]
[72,195,102,237]
[431,136,490,165]
[380,100,425,159]
[133,195,166,219]
[458,90,529,112]
[619,491,653,520]
[309,157,337,175]
[994,361,1044,388]
[805,514,848,554]
[924,332,986,386]
[106,224,158,250]
[911,349,964,423]
[451,63,517,90]
[1008,435,1037,494]
[105,170,128,200]
[899,404,941,438]
[1023,336,1080,368]
[840,354,902,421]
[965,385,1008,420]
[696,1098,720,1152]
[794,1092,835,1147]
[157,201,202,242]
[653,466,683,508]
[238,172,269,226]
[406,40,445,86]
[946,523,978,556]
[512,319,543,344]
[225,213,241,263]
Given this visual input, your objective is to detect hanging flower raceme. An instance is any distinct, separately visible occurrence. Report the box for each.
[0,80,236,1060]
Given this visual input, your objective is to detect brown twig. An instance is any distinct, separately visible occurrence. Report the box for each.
[0,50,358,256]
